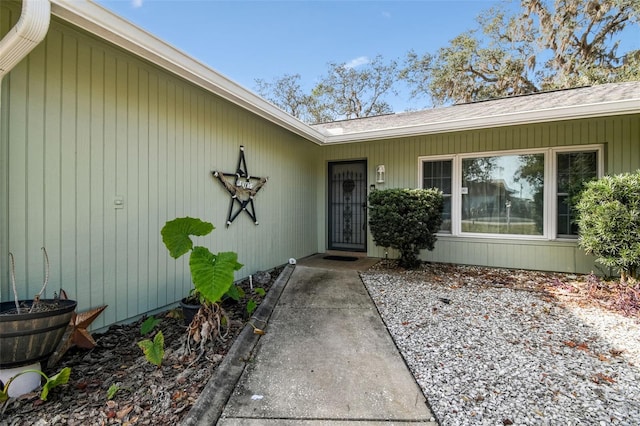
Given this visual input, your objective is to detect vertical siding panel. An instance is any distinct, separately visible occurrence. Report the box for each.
[76,42,92,311]
[7,58,29,296]
[155,77,168,308]
[137,69,150,315]
[60,34,78,301]
[547,123,557,147]
[203,97,211,220]
[616,117,627,173]
[606,119,614,174]
[630,117,640,171]
[196,95,206,220]
[126,63,140,318]
[610,117,622,174]
[26,42,47,297]
[174,86,184,218]
[177,87,189,296]
[580,120,589,146]
[182,89,191,217]
[535,125,544,148]
[115,58,129,321]
[43,29,63,297]
[182,89,192,215]
[193,93,202,218]
[0,6,10,298]
[524,126,533,149]
[587,119,597,145]
[147,72,160,310]
[102,54,118,326]
[622,116,636,172]
[89,47,106,324]
[166,82,180,303]
[596,118,607,147]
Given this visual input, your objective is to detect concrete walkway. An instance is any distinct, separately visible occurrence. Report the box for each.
[216,255,437,425]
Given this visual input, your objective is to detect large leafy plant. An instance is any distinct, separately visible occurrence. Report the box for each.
[161,217,242,304]
[161,217,243,353]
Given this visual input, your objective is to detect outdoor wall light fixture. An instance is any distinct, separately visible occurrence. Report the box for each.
[376,165,385,183]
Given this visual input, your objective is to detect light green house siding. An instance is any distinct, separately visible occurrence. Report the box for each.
[1,12,319,328]
[318,115,640,273]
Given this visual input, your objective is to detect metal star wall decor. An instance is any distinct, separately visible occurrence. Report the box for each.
[212,146,268,227]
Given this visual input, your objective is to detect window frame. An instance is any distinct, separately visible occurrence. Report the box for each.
[549,145,604,240]
[418,144,604,240]
[418,155,456,234]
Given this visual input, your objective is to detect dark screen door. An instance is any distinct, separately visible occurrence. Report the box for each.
[328,160,367,251]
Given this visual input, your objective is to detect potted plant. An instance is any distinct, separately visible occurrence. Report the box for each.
[0,248,76,396]
[161,217,242,351]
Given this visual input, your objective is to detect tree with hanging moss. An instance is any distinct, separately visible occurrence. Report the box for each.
[368,188,443,269]
[402,0,640,105]
[575,171,640,283]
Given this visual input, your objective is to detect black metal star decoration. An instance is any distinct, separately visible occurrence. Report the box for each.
[212,146,268,227]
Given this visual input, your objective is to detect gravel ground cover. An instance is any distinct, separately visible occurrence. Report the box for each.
[361,261,640,426]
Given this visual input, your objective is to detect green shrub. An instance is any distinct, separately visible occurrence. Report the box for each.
[368,188,443,269]
[575,171,640,282]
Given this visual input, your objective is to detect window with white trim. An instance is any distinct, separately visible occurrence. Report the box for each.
[419,145,602,240]
[556,150,599,238]
[422,159,452,232]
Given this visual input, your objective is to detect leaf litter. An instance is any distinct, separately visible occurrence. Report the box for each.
[1,267,282,426]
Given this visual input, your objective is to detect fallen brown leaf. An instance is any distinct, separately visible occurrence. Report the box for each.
[117,404,134,419]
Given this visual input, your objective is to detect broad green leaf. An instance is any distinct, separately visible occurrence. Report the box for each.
[225,284,245,301]
[190,248,243,304]
[246,299,257,315]
[254,287,266,297]
[107,384,119,400]
[140,316,161,335]
[161,217,214,259]
[41,367,71,401]
[137,331,164,367]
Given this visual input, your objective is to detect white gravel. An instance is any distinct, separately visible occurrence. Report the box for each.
[361,267,640,426]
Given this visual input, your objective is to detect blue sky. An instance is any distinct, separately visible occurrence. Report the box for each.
[96,0,640,112]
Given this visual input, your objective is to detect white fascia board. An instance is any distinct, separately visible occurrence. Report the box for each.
[323,98,640,144]
[49,0,326,145]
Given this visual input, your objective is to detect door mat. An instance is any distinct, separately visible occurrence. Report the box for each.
[323,255,359,262]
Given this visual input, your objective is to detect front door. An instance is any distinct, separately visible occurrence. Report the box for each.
[328,160,367,252]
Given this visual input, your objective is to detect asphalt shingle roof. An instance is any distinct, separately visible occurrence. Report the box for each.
[312,81,640,137]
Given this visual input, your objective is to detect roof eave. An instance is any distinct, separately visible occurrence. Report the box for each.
[322,98,640,144]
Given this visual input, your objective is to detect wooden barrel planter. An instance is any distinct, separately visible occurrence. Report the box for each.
[0,299,77,368]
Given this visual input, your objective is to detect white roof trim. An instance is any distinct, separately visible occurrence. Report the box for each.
[49,1,640,146]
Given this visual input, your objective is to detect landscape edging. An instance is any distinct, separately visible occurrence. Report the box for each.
[180,263,295,426]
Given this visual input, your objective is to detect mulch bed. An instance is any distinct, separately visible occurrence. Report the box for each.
[1,266,284,426]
